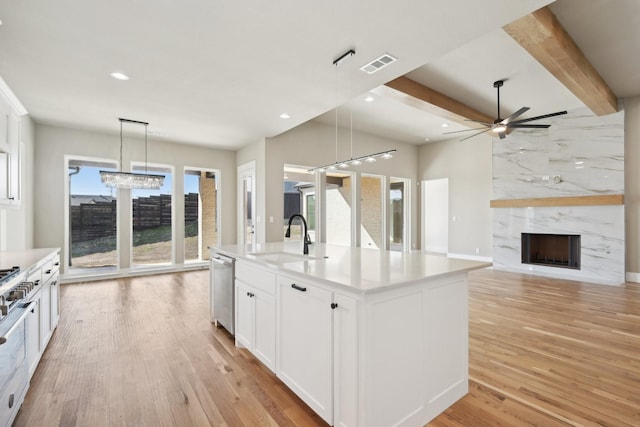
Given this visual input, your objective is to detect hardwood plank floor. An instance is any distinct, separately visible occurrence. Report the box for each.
[13,269,640,426]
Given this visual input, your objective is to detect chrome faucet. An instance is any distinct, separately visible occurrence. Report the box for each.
[285,213,311,255]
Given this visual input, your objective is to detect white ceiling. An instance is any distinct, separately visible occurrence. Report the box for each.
[0,0,638,149]
[315,0,640,145]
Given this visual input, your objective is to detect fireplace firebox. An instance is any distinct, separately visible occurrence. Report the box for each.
[521,233,580,269]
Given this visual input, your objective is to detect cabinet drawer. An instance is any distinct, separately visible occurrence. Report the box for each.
[41,260,54,284]
[27,267,42,288]
[236,261,276,295]
[51,253,61,273]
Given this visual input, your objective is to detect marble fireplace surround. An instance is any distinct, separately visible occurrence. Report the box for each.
[491,108,625,286]
[491,195,625,285]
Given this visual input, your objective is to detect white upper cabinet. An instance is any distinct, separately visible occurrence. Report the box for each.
[0,82,24,206]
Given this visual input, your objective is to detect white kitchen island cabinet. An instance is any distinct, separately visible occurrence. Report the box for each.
[217,243,490,427]
[234,260,277,372]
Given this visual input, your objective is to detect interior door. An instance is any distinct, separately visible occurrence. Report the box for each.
[422,178,449,254]
[237,162,256,246]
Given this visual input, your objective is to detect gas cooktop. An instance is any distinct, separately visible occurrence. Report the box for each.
[0,266,21,285]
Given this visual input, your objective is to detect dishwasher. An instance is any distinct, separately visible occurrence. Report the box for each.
[210,253,235,335]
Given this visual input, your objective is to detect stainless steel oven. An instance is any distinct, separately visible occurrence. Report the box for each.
[0,267,37,427]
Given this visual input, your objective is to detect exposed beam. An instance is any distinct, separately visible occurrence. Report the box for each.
[504,6,617,116]
[376,76,494,127]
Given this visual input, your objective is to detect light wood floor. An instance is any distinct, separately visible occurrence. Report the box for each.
[14,269,640,426]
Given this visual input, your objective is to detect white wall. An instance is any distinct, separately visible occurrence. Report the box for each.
[264,120,419,248]
[33,124,236,273]
[0,115,35,250]
[418,134,493,258]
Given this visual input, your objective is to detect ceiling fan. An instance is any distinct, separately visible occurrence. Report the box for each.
[444,80,567,141]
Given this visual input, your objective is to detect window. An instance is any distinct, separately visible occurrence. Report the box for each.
[132,166,173,266]
[67,159,118,272]
[184,169,218,262]
[360,174,384,249]
[390,177,408,251]
[283,164,315,242]
[325,170,353,246]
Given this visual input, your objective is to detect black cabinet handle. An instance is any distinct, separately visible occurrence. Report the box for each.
[246,292,254,297]
[34,280,40,285]
[291,284,307,292]
[331,303,338,309]
[45,270,51,274]
[54,262,60,266]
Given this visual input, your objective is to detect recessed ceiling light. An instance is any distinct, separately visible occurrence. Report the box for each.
[110,72,130,81]
[364,96,374,102]
[424,137,430,142]
[441,123,449,128]
[280,113,291,119]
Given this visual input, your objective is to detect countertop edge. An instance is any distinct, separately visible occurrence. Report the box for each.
[213,244,491,295]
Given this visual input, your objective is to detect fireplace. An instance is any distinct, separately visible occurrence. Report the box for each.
[521,233,580,270]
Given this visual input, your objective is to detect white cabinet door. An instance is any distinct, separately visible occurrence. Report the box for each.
[0,109,20,205]
[252,287,275,371]
[39,282,51,350]
[333,293,359,427]
[0,96,10,151]
[50,276,60,330]
[26,295,41,377]
[235,280,253,350]
[235,279,276,372]
[277,276,333,424]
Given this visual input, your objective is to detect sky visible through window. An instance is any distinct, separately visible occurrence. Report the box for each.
[70,167,199,197]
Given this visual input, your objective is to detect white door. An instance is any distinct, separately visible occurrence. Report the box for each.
[277,276,333,424]
[333,293,359,427]
[253,288,276,371]
[234,280,254,350]
[422,178,449,254]
[237,162,256,246]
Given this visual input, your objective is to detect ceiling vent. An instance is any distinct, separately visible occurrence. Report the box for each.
[360,53,397,74]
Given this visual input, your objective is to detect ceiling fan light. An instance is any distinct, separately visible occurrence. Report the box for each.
[493,125,507,133]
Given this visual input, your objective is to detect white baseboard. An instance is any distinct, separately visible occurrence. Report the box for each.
[61,262,209,284]
[626,272,640,283]
[447,253,493,263]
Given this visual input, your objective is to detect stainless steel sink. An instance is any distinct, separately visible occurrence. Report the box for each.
[248,251,325,263]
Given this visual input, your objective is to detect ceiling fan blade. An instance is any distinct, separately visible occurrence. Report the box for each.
[459,128,491,142]
[510,110,568,124]
[508,124,551,129]
[443,127,488,135]
[500,107,530,125]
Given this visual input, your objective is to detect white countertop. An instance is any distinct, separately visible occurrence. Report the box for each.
[214,242,491,294]
[0,248,60,293]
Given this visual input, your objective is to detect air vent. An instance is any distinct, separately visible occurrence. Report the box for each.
[360,53,397,74]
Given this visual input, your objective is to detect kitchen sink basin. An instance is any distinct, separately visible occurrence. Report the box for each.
[248,251,325,263]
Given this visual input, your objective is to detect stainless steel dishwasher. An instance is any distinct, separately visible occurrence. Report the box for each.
[210,253,235,335]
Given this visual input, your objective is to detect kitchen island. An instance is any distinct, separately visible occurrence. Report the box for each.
[213,242,490,427]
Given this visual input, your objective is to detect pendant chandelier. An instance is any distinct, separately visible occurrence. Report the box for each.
[308,49,396,174]
[100,118,165,189]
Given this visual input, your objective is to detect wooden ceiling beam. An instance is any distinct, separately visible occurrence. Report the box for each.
[377,76,494,127]
[503,6,617,116]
